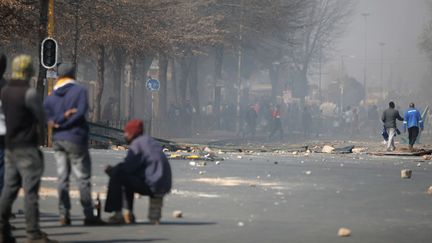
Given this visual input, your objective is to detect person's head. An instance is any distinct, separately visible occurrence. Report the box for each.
[57,64,76,79]
[389,101,395,109]
[123,119,144,144]
[11,55,34,81]
[0,54,6,78]
[409,103,415,108]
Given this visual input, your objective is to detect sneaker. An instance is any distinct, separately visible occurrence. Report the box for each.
[27,231,58,243]
[84,217,106,226]
[59,216,71,226]
[123,211,136,224]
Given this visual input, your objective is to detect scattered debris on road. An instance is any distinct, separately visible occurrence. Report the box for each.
[338,227,351,237]
[172,210,183,218]
[401,169,412,179]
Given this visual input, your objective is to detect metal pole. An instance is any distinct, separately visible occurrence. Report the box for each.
[362,13,370,101]
[47,0,55,147]
[236,0,244,134]
[379,42,386,97]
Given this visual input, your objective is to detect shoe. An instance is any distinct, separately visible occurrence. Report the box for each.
[59,216,71,226]
[27,231,58,243]
[84,217,106,226]
[123,211,136,224]
[107,214,125,225]
[0,232,16,243]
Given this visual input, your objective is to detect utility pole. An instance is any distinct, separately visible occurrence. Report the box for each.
[362,13,370,101]
[47,0,55,147]
[379,42,386,97]
[236,0,244,134]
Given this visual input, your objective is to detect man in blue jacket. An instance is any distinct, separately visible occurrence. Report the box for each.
[44,64,104,226]
[104,119,172,224]
[403,103,423,151]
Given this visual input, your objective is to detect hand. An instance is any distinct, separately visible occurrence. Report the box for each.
[105,165,113,176]
[64,108,78,119]
[48,120,59,129]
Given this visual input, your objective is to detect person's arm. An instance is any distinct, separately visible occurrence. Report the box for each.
[396,110,404,121]
[57,88,88,129]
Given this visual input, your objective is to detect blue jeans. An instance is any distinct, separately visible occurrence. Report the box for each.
[53,140,94,219]
[0,147,44,239]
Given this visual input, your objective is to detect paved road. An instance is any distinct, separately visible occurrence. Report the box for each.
[9,149,432,242]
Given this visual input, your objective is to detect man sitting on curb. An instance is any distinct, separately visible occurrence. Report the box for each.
[104,119,172,224]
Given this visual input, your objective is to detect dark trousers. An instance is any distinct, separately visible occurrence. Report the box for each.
[408,127,420,146]
[105,173,152,212]
[0,147,44,239]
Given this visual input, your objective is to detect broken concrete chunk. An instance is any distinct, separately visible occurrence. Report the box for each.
[292,151,299,155]
[423,155,432,160]
[427,186,432,195]
[322,145,335,154]
[352,147,367,154]
[401,169,412,179]
[338,228,351,237]
[172,210,183,218]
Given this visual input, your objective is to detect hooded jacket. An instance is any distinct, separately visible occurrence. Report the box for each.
[44,78,89,145]
[113,134,172,196]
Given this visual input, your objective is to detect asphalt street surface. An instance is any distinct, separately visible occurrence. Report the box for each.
[8,148,432,243]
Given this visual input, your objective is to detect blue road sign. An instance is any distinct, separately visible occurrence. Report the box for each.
[146,78,160,91]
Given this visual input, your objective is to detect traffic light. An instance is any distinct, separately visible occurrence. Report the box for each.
[41,37,58,69]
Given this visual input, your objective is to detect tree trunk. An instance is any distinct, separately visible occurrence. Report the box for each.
[36,0,49,98]
[112,47,124,120]
[189,56,200,116]
[214,44,224,129]
[72,0,80,77]
[93,45,105,122]
[158,54,168,120]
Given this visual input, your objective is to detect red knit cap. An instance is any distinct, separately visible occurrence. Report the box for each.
[124,119,143,137]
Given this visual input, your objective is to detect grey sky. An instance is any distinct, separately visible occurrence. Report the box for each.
[329,0,431,90]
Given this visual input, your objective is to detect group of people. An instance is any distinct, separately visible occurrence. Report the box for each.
[381,101,424,151]
[0,54,172,243]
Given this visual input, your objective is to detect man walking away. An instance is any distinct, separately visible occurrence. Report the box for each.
[0,55,57,243]
[105,119,172,225]
[403,103,423,151]
[381,101,403,151]
[44,64,105,226]
[0,55,7,195]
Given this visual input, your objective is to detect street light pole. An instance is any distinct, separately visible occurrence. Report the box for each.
[379,42,386,97]
[362,12,370,101]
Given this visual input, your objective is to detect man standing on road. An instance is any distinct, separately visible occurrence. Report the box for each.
[0,55,57,243]
[44,64,104,226]
[381,101,404,151]
[104,119,172,225]
[0,55,7,195]
[403,103,423,151]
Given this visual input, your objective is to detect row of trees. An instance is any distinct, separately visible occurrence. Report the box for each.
[0,0,354,134]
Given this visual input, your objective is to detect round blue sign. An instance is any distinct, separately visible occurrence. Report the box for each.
[146,78,160,91]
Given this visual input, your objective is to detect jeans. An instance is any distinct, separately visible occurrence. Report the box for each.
[0,146,5,195]
[386,128,396,150]
[105,172,152,213]
[408,127,420,146]
[0,147,44,239]
[53,140,94,219]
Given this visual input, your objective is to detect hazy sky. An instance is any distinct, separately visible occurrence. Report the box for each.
[328,0,431,89]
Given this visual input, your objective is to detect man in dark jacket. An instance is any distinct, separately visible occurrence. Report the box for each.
[0,55,57,243]
[104,119,172,225]
[381,101,404,151]
[0,54,7,195]
[44,64,104,226]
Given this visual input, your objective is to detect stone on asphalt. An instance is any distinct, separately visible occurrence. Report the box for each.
[338,228,351,237]
[423,155,432,160]
[427,186,432,194]
[237,221,245,227]
[292,151,298,155]
[352,147,367,154]
[322,145,335,153]
[401,169,412,179]
[172,210,183,218]
[189,161,196,166]
[215,161,221,165]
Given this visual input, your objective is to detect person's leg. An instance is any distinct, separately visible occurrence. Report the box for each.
[53,142,71,221]
[67,142,94,219]
[408,127,415,150]
[15,147,45,240]
[410,127,419,147]
[104,174,124,213]
[0,149,21,243]
[387,128,396,151]
[0,146,5,196]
